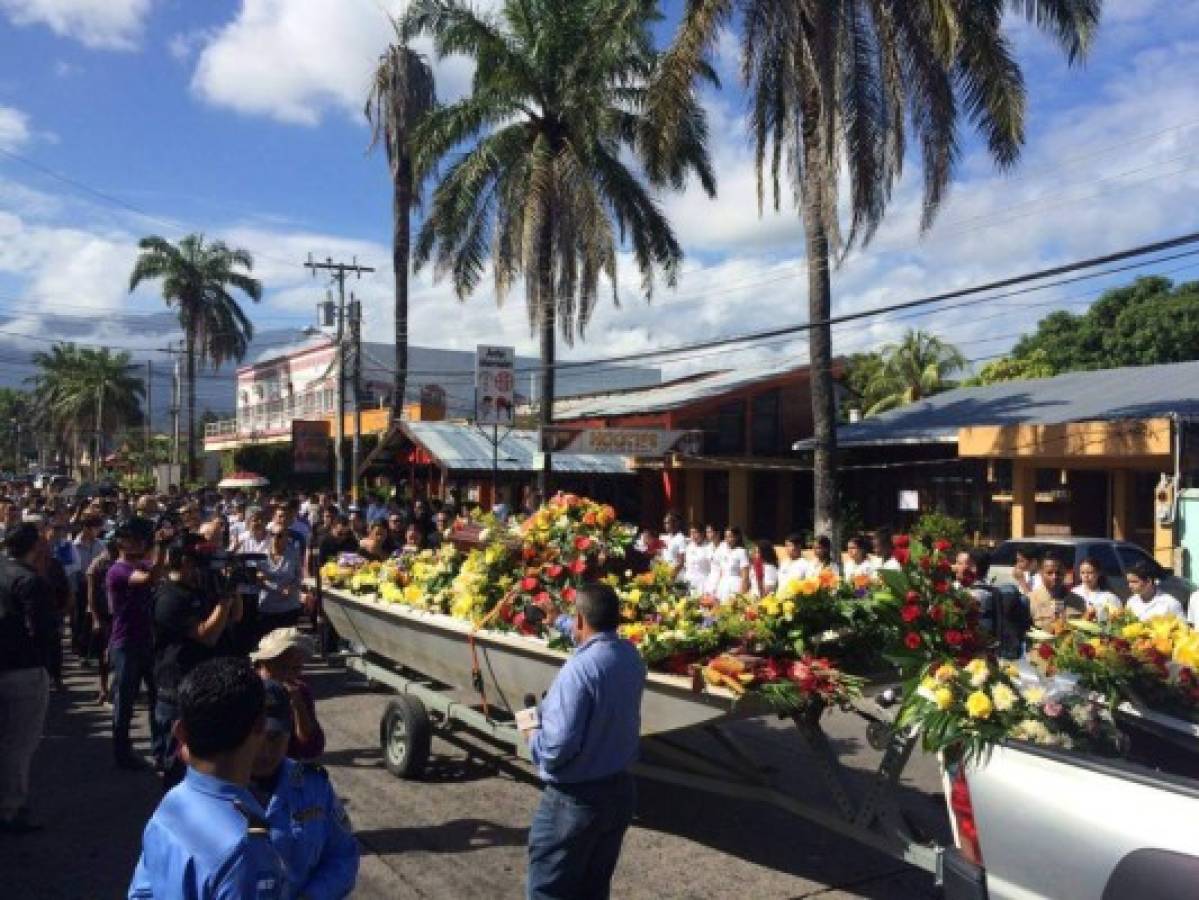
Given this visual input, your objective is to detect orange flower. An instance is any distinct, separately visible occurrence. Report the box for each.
[852,573,871,590]
[582,511,597,526]
[818,569,839,590]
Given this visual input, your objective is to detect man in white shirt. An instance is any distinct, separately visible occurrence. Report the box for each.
[1125,561,1184,621]
[659,513,687,581]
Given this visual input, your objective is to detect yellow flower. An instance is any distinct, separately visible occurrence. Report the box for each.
[1173,632,1199,668]
[1122,622,1147,640]
[991,683,1017,712]
[965,658,988,676]
[934,688,954,711]
[921,676,939,693]
[761,597,782,617]
[1004,663,1020,680]
[628,588,643,604]
[782,600,797,619]
[1022,686,1045,704]
[966,691,993,719]
[797,577,821,597]
[934,664,957,683]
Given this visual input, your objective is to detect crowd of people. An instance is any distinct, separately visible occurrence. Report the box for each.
[3,479,1198,898]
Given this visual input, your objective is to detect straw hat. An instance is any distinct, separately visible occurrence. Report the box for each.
[250,627,315,663]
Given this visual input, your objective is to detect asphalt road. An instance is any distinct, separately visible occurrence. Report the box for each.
[2,651,949,899]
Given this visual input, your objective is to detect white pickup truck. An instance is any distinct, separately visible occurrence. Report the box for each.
[940,715,1199,899]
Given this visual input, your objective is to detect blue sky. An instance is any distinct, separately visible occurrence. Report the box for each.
[2,0,1199,413]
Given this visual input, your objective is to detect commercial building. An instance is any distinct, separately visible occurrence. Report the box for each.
[807,361,1199,565]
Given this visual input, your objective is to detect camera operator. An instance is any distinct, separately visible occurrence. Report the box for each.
[153,533,242,788]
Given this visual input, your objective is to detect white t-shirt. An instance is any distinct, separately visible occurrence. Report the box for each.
[1189,591,1199,629]
[1071,584,1123,617]
[706,542,728,596]
[842,558,876,581]
[659,532,687,569]
[1127,591,1184,622]
[778,558,806,584]
[683,540,711,593]
[718,547,749,602]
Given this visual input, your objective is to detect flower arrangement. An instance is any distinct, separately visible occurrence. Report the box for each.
[897,657,1123,763]
[520,493,635,558]
[701,653,866,714]
[1028,613,1199,723]
[319,552,370,589]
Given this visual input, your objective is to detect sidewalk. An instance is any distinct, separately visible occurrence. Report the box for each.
[0,651,161,899]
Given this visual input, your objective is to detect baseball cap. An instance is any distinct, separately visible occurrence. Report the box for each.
[261,680,293,735]
[250,627,315,664]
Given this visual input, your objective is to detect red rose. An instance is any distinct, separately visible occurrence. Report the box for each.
[894,549,911,566]
[936,560,952,575]
[1113,639,1131,653]
[498,601,515,623]
[562,586,577,603]
[893,535,910,549]
[905,591,922,604]
[944,629,964,647]
[928,605,945,623]
[520,576,538,592]
[569,558,587,575]
[1079,643,1097,660]
[919,557,932,571]
[534,591,552,608]
[522,547,537,562]
[758,658,785,682]
[934,539,952,553]
[904,632,922,650]
[547,564,564,579]
[933,580,949,595]
[745,608,759,621]
[901,605,921,623]
[1037,643,1055,660]
[574,535,592,552]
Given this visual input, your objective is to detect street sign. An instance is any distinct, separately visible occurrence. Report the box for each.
[475,345,515,426]
[541,427,702,456]
[292,420,331,474]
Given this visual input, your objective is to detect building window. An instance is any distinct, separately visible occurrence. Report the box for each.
[751,389,782,456]
[700,400,746,455]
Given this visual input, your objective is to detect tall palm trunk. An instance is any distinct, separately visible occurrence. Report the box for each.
[536,201,556,500]
[393,163,412,421]
[801,116,837,546]
[185,330,197,484]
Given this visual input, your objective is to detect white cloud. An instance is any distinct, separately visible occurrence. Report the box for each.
[190,0,496,126]
[0,105,31,151]
[0,0,153,50]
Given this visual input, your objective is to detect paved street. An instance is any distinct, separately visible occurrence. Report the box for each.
[2,651,948,899]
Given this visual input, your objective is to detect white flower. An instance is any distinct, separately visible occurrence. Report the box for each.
[970,668,989,688]
[991,683,1017,712]
[1071,704,1093,728]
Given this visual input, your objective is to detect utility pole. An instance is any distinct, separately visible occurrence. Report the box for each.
[305,255,374,506]
[350,293,363,505]
[171,347,181,474]
[94,384,104,481]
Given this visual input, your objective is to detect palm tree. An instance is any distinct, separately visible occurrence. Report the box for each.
[366,19,438,422]
[864,329,965,415]
[129,234,262,482]
[402,0,713,494]
[653,0,1102,539]
[28,343,144,476]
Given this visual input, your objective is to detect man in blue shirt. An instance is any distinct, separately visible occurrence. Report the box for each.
[129,657,286,899]
[248,680,359,898]
[522,582,646,900]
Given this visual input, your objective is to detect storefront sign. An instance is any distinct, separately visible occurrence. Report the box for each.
[292,420,330,474]
[541,427,702,456]
[475,345,516,426]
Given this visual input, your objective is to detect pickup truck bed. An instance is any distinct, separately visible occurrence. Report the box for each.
[946,741,1199,899]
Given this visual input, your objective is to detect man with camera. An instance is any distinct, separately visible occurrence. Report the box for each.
[153,532,243,786]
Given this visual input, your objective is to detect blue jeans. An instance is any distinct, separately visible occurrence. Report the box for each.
[109,643,156,758]
[527,772,636,900]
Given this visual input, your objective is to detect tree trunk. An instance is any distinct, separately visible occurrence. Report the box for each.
[393,162,411,422]
[186,332,197,484]
[801,130,838,547]
[536,200,556,501]
[94,385,104,481]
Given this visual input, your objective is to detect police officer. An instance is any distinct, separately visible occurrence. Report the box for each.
[248,681,359,899]
[129,657,286,899]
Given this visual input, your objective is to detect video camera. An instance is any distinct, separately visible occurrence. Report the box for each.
[200,548,268,596]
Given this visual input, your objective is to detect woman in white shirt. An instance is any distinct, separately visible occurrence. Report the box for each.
[1125,562,1184,622]
[778,533,807,584]
[1069,557,1122,621]
[842,535,875,581]
[1189,590,1199,629]
[749,540,780,598]
[704,524,726,598]
[682,526,712,596]
[717,526,750,603]
[806,535,840,578]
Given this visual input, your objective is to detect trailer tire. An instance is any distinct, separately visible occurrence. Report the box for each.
[380,695,432,779]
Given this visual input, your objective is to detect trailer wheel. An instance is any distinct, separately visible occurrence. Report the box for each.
[380,695,432,779]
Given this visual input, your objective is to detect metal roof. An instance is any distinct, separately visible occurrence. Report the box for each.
[553,361,808,420]
[403,422,633,475]
[798,360,1199,449]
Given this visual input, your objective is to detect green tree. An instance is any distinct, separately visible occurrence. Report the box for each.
[865,329,965,415]
[653,0,1102,540]
[129,234,263,481]
[1011,276,1199,373]
[842,351,885,419]
[965,347,1057,385]
[27,343,144,476]
[366,20,438,421]
[0,388,31,471]
[403,0,713,494]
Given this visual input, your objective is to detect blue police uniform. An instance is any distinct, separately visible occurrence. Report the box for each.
[129,768,287,900]
[256,759,359,900]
